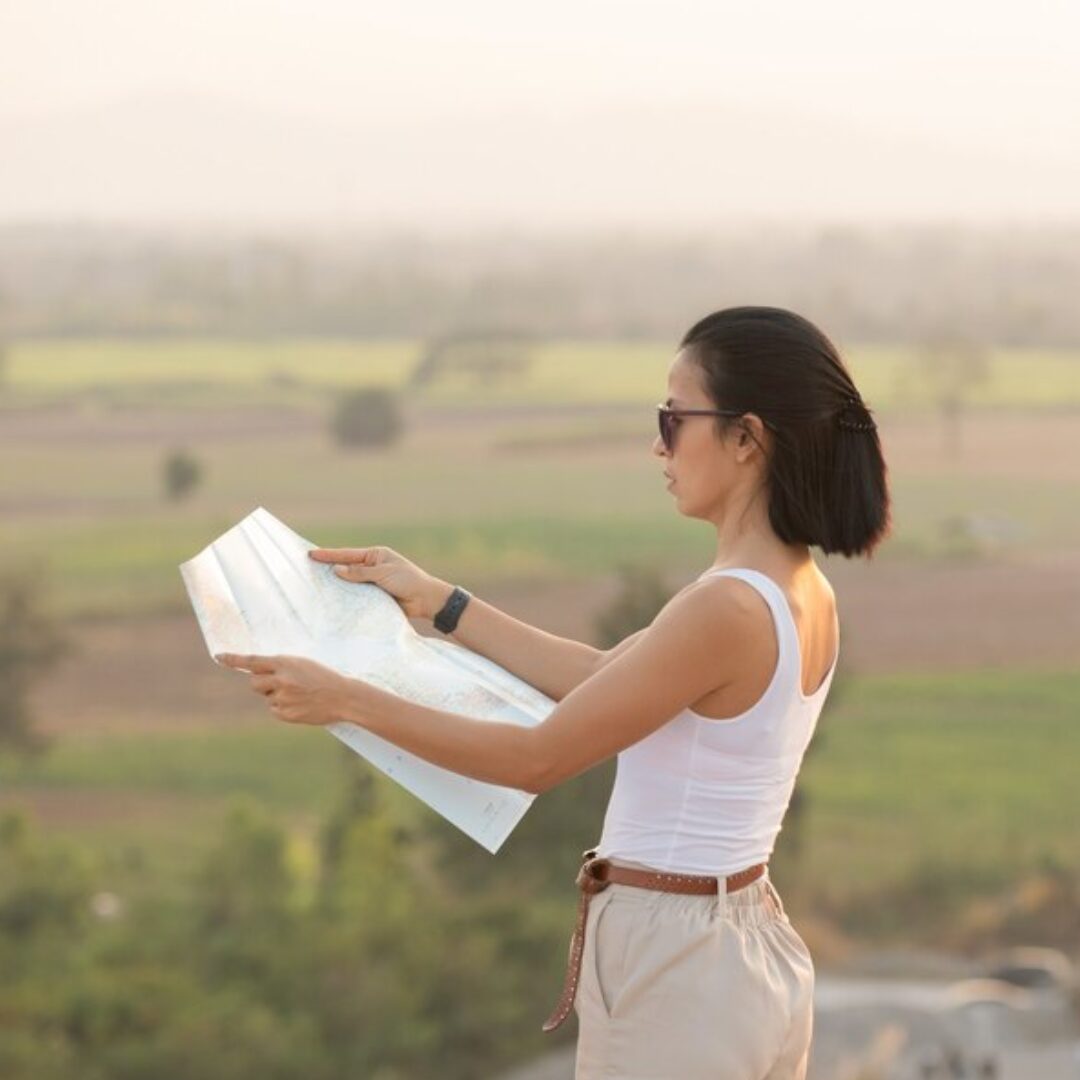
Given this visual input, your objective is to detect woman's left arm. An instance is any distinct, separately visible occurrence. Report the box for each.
[340,677,542,792]
[217,578,750,797]
[215,652,541,792]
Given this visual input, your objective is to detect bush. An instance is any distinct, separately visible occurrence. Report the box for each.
[330,387,404,450]
[593,562,671,648]
[0,811,95,940]
[162,448,202,501]
[0,565,69,753]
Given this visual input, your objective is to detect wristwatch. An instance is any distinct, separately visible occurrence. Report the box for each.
[434,585,472,634]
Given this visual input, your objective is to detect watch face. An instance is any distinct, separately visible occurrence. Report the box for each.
[445,588,470,630]
[436,587,467,631]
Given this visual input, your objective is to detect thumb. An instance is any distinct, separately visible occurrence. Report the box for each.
[334,563,368,581]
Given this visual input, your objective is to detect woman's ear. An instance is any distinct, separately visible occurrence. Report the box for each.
[736,414,769,459]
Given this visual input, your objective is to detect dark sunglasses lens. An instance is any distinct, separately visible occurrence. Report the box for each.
[658,409,671,450]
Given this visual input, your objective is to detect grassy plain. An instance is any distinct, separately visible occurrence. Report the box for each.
[1,669,1076,915]
[3,406,1080,620]
[2,337,1079,940]
[4,476,1080,621]
[6,337,1080,408]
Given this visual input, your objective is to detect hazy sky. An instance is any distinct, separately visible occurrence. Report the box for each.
[4,0,1079,226]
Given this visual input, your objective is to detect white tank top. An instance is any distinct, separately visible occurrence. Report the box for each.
[593,567,840,876]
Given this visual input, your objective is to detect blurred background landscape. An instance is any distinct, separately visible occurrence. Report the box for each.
[1,2,1078,1078]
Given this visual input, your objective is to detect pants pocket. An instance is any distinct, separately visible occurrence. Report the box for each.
[774,913,815,973]
[588,892,633,1020]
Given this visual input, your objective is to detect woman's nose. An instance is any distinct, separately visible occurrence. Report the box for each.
[652,434,666,457]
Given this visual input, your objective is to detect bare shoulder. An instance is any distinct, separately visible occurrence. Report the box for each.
[649,574,766,659]
[671,572,772,623]
[598,572,779,682]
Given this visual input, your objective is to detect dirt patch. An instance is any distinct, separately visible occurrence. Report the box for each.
[6,401,1079,482]
[878,408,1080,482]
[0,403,320,445]
[821,547,1080,672]
[0,788,224,829]
[486,550,1080,675]
[28,612,271,736]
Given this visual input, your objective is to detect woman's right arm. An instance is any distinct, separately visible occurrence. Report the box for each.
[310,544,636,702]
[422,579,607,702]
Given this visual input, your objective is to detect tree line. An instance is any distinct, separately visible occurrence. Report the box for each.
[3,224,1080,346]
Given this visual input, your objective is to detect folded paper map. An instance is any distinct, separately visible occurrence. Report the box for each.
[179,506,555,852]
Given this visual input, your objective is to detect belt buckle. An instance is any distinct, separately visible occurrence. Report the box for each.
[576,849,611,895]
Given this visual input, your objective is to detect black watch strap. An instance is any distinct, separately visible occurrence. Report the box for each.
[434,586,471,634]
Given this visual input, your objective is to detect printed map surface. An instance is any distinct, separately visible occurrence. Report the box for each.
[179,507,555,852]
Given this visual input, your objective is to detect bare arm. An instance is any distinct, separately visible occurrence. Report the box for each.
[212,570,751,797]
[310,545,633,703]
[422,579,615,702]
[320,578,749,794]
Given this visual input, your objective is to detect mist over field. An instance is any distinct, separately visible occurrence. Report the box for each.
[4,223,1080,347]
[5,2,1080,229]
[6,90,1080,228]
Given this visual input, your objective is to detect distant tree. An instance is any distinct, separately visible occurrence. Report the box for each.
[410,330,535,390]
[163,448,202,501]
[330,386,404,449]
[317,747,381,895]
[0,810,94,939]
[923,336,990,459]
[593,562,671,648]
[897,332,991,459]
[194,800,295,936]
[188,798,315,1028]
[0,566,70,753]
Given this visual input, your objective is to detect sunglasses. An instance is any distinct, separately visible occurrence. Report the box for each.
[656,402,747,453]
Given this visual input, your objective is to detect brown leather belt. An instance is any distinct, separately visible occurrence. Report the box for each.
[541,847,767,1033]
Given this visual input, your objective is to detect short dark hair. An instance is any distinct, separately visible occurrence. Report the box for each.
[680,306,892,558]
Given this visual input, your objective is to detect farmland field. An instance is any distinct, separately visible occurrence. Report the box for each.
[1,337,1079,939]
[3,386,1080,621]
[1,667,1076,919]
[5,338,1080,408]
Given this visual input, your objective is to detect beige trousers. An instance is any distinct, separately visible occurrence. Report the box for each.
[571,860,814,1080]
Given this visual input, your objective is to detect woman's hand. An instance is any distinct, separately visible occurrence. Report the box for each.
[307,544,450,621]
[215,652,360,727]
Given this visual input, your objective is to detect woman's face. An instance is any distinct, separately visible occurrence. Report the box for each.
[653,349,762,520]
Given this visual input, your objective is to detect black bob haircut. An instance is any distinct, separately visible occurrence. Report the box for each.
[680,306,892,559]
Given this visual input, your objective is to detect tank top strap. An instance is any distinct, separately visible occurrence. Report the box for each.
[696,567,803,700]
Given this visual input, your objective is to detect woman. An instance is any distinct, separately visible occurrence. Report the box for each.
[219,305,891,1079]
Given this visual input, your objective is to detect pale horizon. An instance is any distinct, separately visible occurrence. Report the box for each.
[4,0,1079,227]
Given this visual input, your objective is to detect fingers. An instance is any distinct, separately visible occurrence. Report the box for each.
[308,548,377,563]
[251,674,277,695]
[215,653,279,673]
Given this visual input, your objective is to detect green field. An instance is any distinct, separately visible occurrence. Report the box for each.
[6,338,1080,409]
[799,669,1080,889]
[3,335,1079,934]
[3,488,1076,621]
[4,402,1080,620]
[2,669,1076,911]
